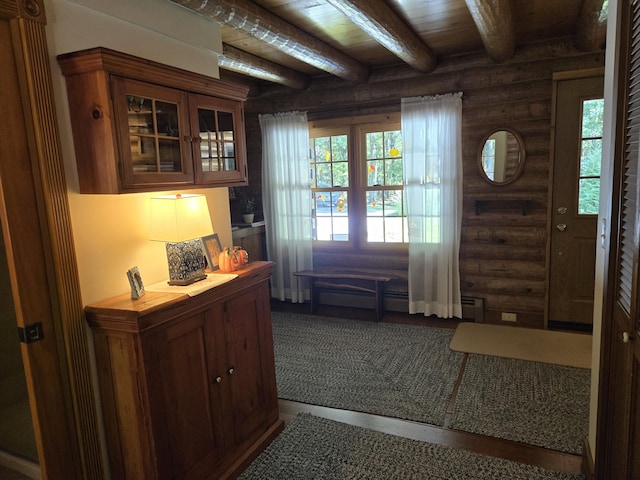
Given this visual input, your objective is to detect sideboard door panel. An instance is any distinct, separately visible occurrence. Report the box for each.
[223,282,279,446]
[162,312,224,478]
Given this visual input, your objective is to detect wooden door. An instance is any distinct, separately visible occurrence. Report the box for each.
[0,225,37,462]
[0,15,80,479]
[0,2,102,478]
[548,75,604,328]
[596,1,640,477]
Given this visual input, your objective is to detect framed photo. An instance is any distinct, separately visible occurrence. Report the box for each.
[202,233,223,272]
[126,266,146,299]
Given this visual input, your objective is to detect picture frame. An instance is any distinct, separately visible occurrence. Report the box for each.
[126,266,146,299]
[201,233,223,272]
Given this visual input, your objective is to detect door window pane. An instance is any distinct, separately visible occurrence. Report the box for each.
[578,98,604,215]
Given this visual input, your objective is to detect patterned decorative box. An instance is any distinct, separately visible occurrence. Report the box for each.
[165,238,207,285]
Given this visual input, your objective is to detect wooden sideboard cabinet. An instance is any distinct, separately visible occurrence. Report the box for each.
[84,262,283,479]
[57,47,249,194]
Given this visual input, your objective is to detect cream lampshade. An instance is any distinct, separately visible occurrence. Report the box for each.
[149,194,214,285]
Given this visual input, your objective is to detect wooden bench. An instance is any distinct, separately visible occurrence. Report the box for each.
[293,270,395,321]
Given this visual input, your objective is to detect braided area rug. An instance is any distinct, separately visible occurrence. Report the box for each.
[449,354,590,454]
[271,311,464,426]
[239,413,585,480]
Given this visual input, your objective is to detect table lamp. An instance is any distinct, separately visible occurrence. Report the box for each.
[149,193,214,285]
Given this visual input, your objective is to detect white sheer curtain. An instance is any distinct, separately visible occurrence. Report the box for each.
[401,93,463,318]
[259,111,313,302]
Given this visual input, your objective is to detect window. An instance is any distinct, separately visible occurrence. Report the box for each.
[309,115,405,248]
[578,98,605,215]
[310,131,349,241]
[364,127,406,243]
[481,139,496,181]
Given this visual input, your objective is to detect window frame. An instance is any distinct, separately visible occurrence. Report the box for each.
[309,125,352,246]
[309,113,407,253]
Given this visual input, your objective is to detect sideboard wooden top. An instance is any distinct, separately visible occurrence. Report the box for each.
[84,261,274,332]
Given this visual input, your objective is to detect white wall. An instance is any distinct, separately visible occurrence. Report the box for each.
[589,0,620,460]
[45,0,235,305]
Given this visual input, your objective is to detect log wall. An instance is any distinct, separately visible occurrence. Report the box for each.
[236,41,605,328]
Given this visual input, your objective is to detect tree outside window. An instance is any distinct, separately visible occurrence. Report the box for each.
[578,98,604,215]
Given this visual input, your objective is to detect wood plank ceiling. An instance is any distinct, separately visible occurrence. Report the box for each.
[169,0,607,90]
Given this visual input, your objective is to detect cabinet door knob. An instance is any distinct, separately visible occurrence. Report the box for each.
[228,367,235,375]
[214,376,222,384]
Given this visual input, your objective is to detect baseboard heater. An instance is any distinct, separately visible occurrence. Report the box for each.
[317,290,407,313]
[315,288,485,322]
[461,296,484,323]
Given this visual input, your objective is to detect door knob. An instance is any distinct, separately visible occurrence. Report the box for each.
[556,223,567,232]
[623,331,632,343]
[557,207,568,215]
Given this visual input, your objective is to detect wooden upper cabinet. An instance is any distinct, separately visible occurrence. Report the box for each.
[57,48,249,194]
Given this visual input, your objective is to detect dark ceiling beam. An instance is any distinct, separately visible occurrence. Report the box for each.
[575,0,608,51]
[464,0,515,62]
[219,44,310,90]
[325,0,436,72]
[169,0,369,84]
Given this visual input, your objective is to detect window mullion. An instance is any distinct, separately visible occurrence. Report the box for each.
[353,124,366,247]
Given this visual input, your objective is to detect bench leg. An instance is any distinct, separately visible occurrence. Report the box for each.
[309,280,317,315]
[375,280,383,322]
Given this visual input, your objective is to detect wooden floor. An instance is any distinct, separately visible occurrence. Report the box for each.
[271,300,584,476]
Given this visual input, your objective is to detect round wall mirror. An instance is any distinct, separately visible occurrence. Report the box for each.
[478,128,525,185]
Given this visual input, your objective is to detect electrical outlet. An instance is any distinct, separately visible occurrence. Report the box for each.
[501,312,517,322]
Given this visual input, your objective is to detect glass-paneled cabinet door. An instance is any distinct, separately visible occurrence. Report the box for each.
[112,77,193,189]
[189,93,247,186]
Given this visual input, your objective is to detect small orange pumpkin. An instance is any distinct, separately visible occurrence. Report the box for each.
[218,247,237,272]
[234,246,249,266]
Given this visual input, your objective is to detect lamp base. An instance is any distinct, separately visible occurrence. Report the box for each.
[165,239,208,286]
[167,274,207,286]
